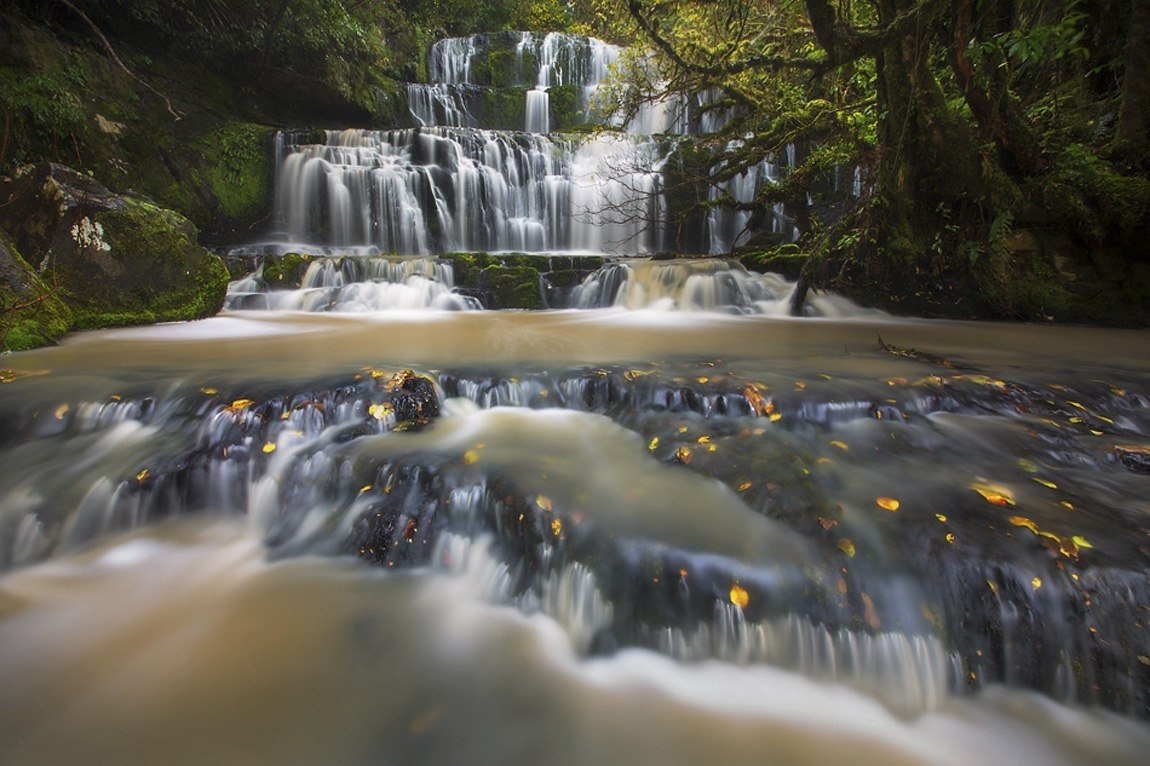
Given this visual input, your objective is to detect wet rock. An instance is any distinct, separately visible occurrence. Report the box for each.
[384,370,440,427]
[1118,447,1150,474]
[0,163,228,334]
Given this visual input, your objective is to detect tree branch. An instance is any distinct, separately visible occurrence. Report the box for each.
[58,0,183,121]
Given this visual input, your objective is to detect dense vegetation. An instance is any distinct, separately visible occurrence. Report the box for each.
[1,0,1148,337]
[612,0,1150,321]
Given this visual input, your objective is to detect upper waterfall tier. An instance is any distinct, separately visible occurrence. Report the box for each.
[274,128,668,255]
[407,31,620,133]
[405,31,731,136]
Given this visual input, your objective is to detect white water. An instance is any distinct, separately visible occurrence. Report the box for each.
[1,519,1148,766]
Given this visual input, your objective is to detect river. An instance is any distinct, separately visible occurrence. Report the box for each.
[2,30,1150,766]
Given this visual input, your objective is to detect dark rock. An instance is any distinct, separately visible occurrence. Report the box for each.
[1118,447,1150,474]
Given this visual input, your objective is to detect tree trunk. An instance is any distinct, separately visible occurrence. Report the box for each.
[1117,0,1150,151]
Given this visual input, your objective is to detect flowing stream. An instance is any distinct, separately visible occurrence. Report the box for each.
[2,31,1150,766]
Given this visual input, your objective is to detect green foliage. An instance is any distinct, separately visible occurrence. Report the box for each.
[0,63,86,166]
[198,123,273,223]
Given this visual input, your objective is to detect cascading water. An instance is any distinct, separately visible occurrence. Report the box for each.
[5,30,1150,766]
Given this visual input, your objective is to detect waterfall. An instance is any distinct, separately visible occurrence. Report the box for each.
[270,32,808,260]
[274,128,670,255]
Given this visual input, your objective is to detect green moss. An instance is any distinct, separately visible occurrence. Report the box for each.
[478,88,527,130]
[261,253,314,288]
[483,47,519,88]
[739,245,809,279]
[0,230,73,352]
[544,268,584,288]
[197,123,274,224]
[476,263,544,309]
[547,84,580,131]
[441,252,497,289]
[64,197,228,329]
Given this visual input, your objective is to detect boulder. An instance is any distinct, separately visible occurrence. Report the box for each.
[0,227,73,351]
[0,163,228,336]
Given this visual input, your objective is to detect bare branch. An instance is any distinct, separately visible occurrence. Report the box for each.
[58,0,184,121]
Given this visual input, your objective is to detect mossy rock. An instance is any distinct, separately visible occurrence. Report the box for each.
[261,252,315,288]
[440,252,498,289]
[0,164,228,333]
[69,197,228,329]
[0,227,73,351]
[479,265,544,309]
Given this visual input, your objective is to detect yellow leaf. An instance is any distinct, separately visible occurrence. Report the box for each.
[970,481,1015,506]
[945,532,956,544]
[876,497,900,512]
[675,446,693,465]
[696,435,711,444]
[1031,477,1057,489]
[368,403,392,420]
[830,440,849,451]
[54,403,69,420]
[768,412,783,422]
[729,584,750,608]
[462,449,480,466]
[935,513,948,523]
[535,495,553,512]
[744,384,769,416]
[200,386,218,395]
[136,469,149,483]
[550,518,562,537]
[837,538,856,558]
[1071,534,1093,549]
[696,376,710,384]
[262,442,277,454]
[1008,515,1040,534]
[229,398,255,410]
[648,436,660,451]
[1032,576,1042,590]
[737,481,752,493]
[623,370,647,381]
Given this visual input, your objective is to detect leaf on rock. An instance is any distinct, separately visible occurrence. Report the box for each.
[729,583,750,608]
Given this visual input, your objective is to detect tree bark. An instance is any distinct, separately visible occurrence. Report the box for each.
[1117,0,1150,150]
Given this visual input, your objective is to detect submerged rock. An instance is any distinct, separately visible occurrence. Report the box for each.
[0,163,228,338]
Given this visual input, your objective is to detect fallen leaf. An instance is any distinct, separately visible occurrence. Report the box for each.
[876,497,900,512]
[729,584,750,608]
[970,481,1015,506]
[837,538,856,558]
